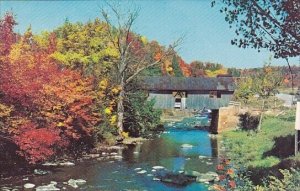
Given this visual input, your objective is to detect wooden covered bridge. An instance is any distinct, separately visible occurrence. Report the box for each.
[140,76,236,133]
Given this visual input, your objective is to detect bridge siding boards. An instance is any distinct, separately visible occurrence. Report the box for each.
[148,91,233,110]
[186,93,233,110]
[142,77,235,110]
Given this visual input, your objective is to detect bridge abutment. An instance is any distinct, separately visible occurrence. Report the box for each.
[210,109,219,134]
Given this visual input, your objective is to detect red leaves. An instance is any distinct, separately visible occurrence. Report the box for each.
[178,58,191,77]
[0,14,98,163]
[13,122,68,164]
[0,12,17,56]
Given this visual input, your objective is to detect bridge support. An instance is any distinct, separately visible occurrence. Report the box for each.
[210,109,219,134]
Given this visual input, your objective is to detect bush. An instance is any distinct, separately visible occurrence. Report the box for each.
[239,112,260,131]
[124,91,162,137]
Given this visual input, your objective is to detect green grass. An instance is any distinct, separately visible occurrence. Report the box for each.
[222,111,296,169]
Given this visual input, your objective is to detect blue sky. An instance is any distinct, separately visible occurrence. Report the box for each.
[1,0,298,68]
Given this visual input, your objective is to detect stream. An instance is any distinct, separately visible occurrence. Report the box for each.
[0,117,221,191]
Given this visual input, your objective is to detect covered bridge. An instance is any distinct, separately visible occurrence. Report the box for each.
[141,76,235,110]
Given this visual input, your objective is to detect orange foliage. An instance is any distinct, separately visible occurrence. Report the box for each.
[0,21,98,163]
[178,58,191,77]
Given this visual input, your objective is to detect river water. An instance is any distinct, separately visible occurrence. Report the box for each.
[0,117,220,191]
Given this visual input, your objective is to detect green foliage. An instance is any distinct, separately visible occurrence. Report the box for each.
[234,77,255,103]
[227,67,241,77]
[141,64,163,76]
[213,0,300,58]
[124,91,162,137]
[234,61,283,105]
[171,56,184,77]
[234,168,300,191]
[223,112,295,169]
[252,61,283,99]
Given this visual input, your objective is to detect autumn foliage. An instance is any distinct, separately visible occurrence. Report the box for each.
[0,13,98,163]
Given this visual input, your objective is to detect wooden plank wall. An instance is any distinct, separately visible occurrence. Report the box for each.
[148,92,233,109]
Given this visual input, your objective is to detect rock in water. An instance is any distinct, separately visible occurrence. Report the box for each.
[196,173,216,183]
[74,179,87,185]
[59,161,75,166]
[152,166,164,170]
[68,179,87,188]
[34,169,49,175]
[157,172,195,186]
[181,144,193,148]
[134,168,142,171]
[24,183,35,189]
[137,170,147,174]
[36,182,59,191]
[184,170,202,177]
[198,155,207,159]
[42,162,58,167]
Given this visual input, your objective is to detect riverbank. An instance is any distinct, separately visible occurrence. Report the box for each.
[219,108,300,185]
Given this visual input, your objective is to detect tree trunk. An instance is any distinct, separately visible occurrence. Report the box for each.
[117,82,125,135]
[258,99,265,131]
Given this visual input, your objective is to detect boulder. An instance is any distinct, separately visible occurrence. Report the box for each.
[195,173,217,183]
[157,172,195,186]
[24,183,35,189]
[36,182,59,191]
[67,179,86,188]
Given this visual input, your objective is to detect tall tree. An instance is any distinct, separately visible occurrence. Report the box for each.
[213,0,300,59]
[0,12,17,56]
[171,55,184,77]
[101,4,179,135]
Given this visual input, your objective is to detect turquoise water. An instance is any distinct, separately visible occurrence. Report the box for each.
[83,118,219,190]
[0,117,219,191]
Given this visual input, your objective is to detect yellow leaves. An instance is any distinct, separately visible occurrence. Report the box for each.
[57,122,65,127]
[110,115,117,125]
[205,68,228,77]
[166,66,173,72]
[111,85,121,95]
[104,107,112,115]
[0,103,13,118]
[140,36,148,45]
[264,66,272,74]
[99,79,108,90]
[121,131,129,138]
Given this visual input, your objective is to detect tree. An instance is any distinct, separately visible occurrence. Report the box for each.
[213,0,300,58]
[0,23,98,163]
[0,12,17,56]
[101,4,179,135]
[124,92,162,137]
[171,55,184,77]
[234,76,255,104]
[252,60,283,130]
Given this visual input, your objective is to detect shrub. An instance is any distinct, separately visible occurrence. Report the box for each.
[124,91,162,137]
[238,112,260,131]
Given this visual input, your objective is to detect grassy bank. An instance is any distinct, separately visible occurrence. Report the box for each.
[221,109,300,184]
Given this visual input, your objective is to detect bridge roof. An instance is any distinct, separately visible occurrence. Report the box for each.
[140,76,235,91]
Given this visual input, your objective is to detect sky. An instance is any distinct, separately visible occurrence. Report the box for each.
[0,0,299,68]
